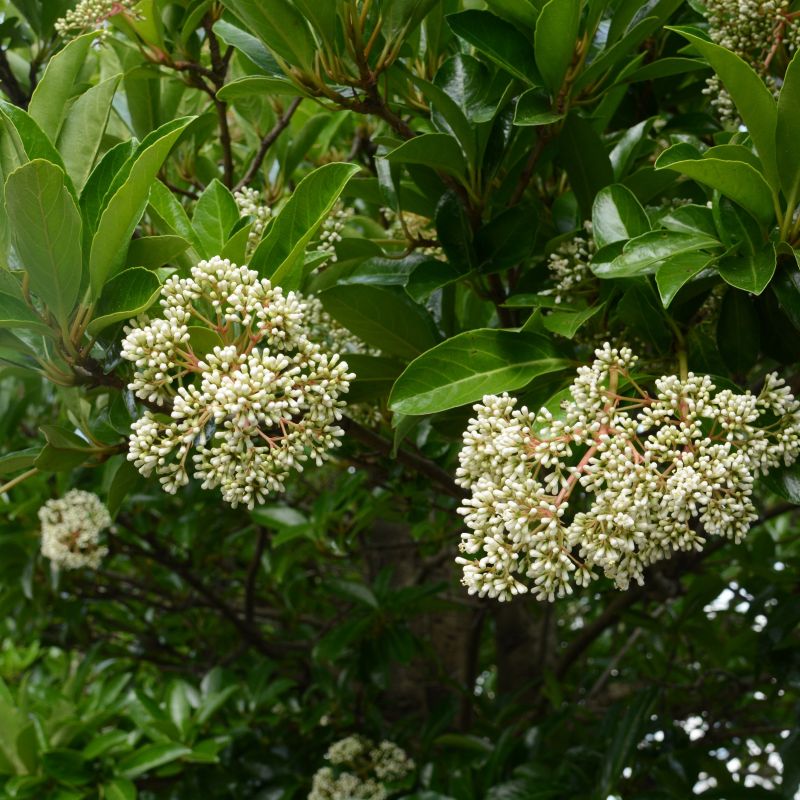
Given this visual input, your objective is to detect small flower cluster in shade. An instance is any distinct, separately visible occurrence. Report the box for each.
[234,187,272,258]
[121,256,354,509]
[318,201,354,265]
[55,0,136,37]
[382,208,443,258]
[702,0,800,121]
[545,221,596,305]
[39,490,111,570]
[309,736,414,800]
[456,344,800,602]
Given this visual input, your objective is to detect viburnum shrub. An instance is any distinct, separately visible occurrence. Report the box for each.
[0,0,799,798]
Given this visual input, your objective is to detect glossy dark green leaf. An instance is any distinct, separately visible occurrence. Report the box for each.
[513,89,563,127]
[560,113,614,218]
[591,184,650,248]
[384,133,468,181]
[221,0,316,70]
[446,10,539,85]
[434,55,494,124]
[321,285,439,361]
[655,251,715,307]
[659,204,717,237]
[717,289,759,373]
[87,268,162,335]
[542,301,607,338]
[389,329,569,415]
[655,150,775,227]
[777,50,800,207]
[718,244,776,295]
[436,191,477,272]
[534,0,581,92]
[346,354,405,403]
[5,159,83,327]
[383,0,439,38]
[595,230,719,278]
[668,27,779,190]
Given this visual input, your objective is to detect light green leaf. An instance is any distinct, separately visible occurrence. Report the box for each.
[117,743,190,779]
[89,117,194,297]
[0,291,51,336]
[668,27,779,191]
[57,74,122,193]
[320,285,440,361]
[212,19,281,74]
[28,31,100,142]
[591,184,650,247]
[389,329,570,415]
[191,179,240,258]
[5,160,83,327]
[542,301,607,339]
[384,133,468,181]
[125,235,190,269]
[718,243,776,295]
[534,0,581,92]
[0,101,69,178]
[87,267,162,335]
[250,162,359,290]
[102,779,137,800]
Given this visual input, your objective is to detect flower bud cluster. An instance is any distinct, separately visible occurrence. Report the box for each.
[55,0,136,38]
[456,344,800,602]
[309,736,414,800]
[39,490,111,570]
[318,202,354,264]
[545,221,596,305]
[122,256,354,509]
[234,187,272,257]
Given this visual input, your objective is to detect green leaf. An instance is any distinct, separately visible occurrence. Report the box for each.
[87,268,162,335]
[346,354,405,403]
[0,101,68,177]
[216,75,300,103]
[513,89,563,126]
[320,285,440,361]
[718,289,759,373]
[534,0,581,92]
[41,749,90,786]
[250,162,359,290]
[102,779,137,800]
[126,235,190,269]
[433,54,494,125]
[655,151,776,227]
[541,301,607,338]
[591,184,650,248]
[446,10,539,85]
[80,140,135,235]
[117,743,190,779]
[191,179,240,258]
[5,159,83,327]
[0,447,41,475]
[212,19,281,74]
[389,329,570,415]
[89,117,194,297]
[28,31,100,141]
[560,112,614,218]
[57,74,122,193]
[384,133,468,181]
[718,243,776,295]
[147,180,202,254]
[221,0,316,70]
[595,230,719,278]
[655,251,715,307]
[0,291,51,336]
[659,204,717,237]
[777,50,800,207]
[668,27,779,190]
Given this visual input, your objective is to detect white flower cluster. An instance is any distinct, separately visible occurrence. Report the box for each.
[456,344,800,602]
[121,256,354,509]
[702,0,798,122]
[234,187,272,257]
[318,202,353,264]
[309,736,414,800]
[545,221,596,305]
[55,0,136,37]
[39,490,111,570]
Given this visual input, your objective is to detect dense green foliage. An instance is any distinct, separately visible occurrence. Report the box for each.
[0,0,800,798]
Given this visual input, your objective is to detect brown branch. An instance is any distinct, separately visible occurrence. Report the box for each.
[342,417,462,500]
[235,96,302,191]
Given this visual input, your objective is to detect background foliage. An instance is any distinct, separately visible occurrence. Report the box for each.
[0,0,799,797]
